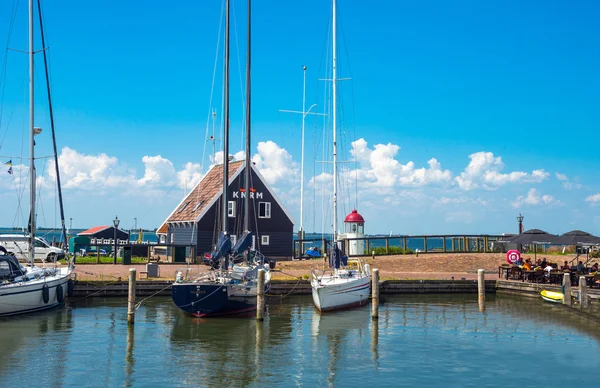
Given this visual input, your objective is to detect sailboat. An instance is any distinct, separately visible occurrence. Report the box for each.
[311,0,371,312]
[0,0,73,317]
[171,0,271,317]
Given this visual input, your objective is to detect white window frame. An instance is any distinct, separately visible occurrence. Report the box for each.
[228,201,236,218]
[261,235,270,246]
[258,202,271,219]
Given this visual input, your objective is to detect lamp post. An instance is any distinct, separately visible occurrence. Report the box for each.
[517,213,524,235]
[113,215,120,264]
[279,66,326,257]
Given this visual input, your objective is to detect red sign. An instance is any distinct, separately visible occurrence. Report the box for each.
[506,250,521,264]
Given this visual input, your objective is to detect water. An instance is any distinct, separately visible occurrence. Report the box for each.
[1,295,599,387]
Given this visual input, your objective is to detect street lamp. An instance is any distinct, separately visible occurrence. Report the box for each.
[517,213,524,235]
[113,215,120,264]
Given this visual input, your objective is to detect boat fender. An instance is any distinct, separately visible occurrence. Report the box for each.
[42,284,50,304]
[56,284,64,304]
[67,279,74,296]
[364,264,371,276]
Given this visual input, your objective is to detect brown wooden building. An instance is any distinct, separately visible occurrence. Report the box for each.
[156,160,294,259]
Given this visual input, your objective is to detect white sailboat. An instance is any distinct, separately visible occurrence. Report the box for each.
[0,0,73,317]
[311,0,371,312]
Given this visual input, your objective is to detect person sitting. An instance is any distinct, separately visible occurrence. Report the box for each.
[560,261,570,271]
[540,258,548,268]
[588,263,598,274]
[522,259,532,271]
[576,261,585,273]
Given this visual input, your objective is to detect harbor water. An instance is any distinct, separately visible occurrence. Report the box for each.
[1,294,599,387]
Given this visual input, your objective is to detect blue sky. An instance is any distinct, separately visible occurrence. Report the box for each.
[0,0,599,236]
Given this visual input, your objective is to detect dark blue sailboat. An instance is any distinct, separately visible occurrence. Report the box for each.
[171,0,270,317]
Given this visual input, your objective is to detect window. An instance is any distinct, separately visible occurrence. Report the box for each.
[258,202,271,218]
[177,202,189,213]
[228,201,236,217]
[261,235,270,246]
[192,200,205,212]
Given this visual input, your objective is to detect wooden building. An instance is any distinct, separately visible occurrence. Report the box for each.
[78,226,129,243]
[156,160,294,260]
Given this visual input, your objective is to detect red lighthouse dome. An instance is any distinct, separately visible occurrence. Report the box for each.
[344,209,365,223]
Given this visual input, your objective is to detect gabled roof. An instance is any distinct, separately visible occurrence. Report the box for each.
[156,160,295,235]
[156,161,244,234]
[79,226,111,235]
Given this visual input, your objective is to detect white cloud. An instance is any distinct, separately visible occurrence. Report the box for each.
[252,141,298,185]
[586,193,600,204]
[456,151,549,190]
[555,172,568,181]
[348,138,453,188]
[137,155,176,187]
[434,196,488,207]
[511,188,561,208]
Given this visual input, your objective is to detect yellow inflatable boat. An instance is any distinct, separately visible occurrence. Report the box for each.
[540,290,563,303]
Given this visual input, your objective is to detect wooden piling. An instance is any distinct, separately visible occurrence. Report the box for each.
[371,268,379,320]
[127,268,136,325]
[257,269,265,321]
[579,276,589,309]
[403,237,407,251]
[562,273,572,307]
[385,238,389,255]
[477,269,485,312]
[443,237,447,253]
[423,236,428,253]
[451,238,455,252]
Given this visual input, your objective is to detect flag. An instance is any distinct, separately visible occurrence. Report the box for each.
[7,167,12,175]
[5,159,11,166]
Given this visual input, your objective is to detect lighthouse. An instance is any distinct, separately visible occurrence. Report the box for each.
[343,209,365,256]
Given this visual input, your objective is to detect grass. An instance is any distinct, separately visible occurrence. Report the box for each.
[64,256,149,264]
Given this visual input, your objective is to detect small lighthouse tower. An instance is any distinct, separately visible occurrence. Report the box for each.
[344,209,365,256]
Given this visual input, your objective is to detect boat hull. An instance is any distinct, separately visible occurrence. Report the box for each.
[311,275,371,312]
[0,269,71,316]
[171,282,261,317]
[540,290,563,303]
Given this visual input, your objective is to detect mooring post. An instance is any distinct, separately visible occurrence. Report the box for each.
[371,268,379,320]
[127,268,136,325]
[562,273,572,306]
[257,269,265,321]
[477,269,485,312]
[579,276,589,309]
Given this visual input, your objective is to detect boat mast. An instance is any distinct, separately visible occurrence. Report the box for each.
[28,0,36,266]
[36,0,68,256]
[222,0,230,237]
[244,0,251,233]
[332,0,338,248]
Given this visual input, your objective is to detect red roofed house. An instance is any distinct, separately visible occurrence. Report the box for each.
[157,160,294,260]
[78,226,130,243]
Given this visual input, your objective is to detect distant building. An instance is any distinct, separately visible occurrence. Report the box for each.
[78,226,129,243]
[156,160,294,259]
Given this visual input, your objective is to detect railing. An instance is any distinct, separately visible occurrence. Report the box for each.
[293,234,507,259]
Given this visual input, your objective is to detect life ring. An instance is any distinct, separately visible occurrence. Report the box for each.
[56,283,64,304]
[67,279,74,296]
[42,284,50,304]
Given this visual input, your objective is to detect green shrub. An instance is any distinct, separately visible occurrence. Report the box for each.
[372,246,413,255]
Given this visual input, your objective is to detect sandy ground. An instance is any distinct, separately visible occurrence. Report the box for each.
[69,252,531,281]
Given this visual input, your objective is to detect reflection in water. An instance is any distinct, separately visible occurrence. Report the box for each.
[1,295,600,386]
[125,325,135,387]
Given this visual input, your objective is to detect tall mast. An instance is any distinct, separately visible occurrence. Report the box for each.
[37,0,68,256]
[300,66,306,235]
[222,0,230,235]
[244,0,251,232]
[332,0,338,246]
[28,0,36,266]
